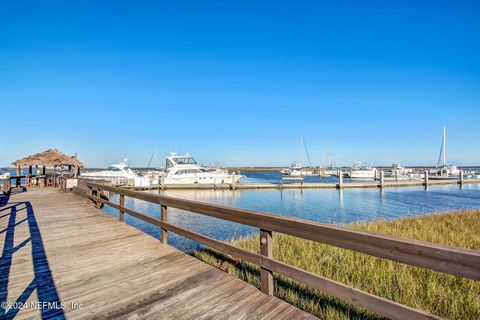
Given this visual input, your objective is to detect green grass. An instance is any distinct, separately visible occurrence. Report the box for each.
[191,211,480,319]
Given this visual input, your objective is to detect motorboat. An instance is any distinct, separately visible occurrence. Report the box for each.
[391,163,408,175]
[320,164,339,177]
[0,171,11,180]
[346,164,377,180]
[163,153,242,185]
[282,163,317,176]
[439,165,460,177]
[81,160,150,187]
[385,163,414,179]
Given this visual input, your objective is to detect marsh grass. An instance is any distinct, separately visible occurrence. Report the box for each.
[191,211,480,319]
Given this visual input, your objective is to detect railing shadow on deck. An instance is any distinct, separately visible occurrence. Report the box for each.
[0,193,10,208]
[195,247,382,320]
[1,187,27,207]
[0,200,65,320]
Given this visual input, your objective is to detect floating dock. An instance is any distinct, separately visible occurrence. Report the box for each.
[120,178,480,191]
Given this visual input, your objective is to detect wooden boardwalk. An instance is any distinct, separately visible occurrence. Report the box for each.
[0,188,316,320]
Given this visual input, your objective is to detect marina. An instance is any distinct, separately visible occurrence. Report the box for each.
[3,2,480,318]
[3,126,478,192]
[4,169,480,193]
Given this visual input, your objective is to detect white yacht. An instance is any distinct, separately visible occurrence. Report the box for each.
[439,165,460,177]
[386,163,414,178]
[81,160,150,186]
[163,153,242,185]
[0,171,11,180]
[346,164,377,179]
[281,163,317,176]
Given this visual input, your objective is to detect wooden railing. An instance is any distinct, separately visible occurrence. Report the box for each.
[73,180,480,320]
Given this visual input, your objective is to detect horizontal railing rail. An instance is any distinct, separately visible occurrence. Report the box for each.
[72,180,480,320]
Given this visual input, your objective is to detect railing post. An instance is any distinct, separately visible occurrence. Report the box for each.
[160,205,168,244]
[87,186,93,204]
[2,178,11,195]
[260,229,273,295]
[119,194,125,222]
[95,188,101,209]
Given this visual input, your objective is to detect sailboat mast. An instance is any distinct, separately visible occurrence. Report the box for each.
[147,146,156,170]
[443,126,447,166]
[300,134,304,167]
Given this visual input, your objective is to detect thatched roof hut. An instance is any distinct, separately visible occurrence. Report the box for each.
[12,149,85,168]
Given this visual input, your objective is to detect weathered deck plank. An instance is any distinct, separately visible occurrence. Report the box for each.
[0,188,316,319]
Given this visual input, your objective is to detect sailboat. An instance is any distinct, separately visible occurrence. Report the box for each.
[281,135,317,176]
[435,126,459,177]
[320,140,338,177]
[139,146,164,185]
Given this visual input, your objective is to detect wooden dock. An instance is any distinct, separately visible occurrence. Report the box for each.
[119,178,480,191]
[0,188,315,319]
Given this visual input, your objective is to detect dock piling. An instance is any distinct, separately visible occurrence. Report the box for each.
[337,170,344,189]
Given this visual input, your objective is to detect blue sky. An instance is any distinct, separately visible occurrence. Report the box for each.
[1,1,479,167]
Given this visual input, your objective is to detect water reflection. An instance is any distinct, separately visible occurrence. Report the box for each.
[338,189,344,209]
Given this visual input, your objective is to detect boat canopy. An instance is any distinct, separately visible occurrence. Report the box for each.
[107,165,129,172]
[166,155,198,168]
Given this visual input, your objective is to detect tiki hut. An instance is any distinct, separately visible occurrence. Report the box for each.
[12,148,85,177]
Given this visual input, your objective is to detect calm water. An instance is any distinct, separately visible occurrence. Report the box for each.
[102,172,480,251]
[241,171,340,183]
